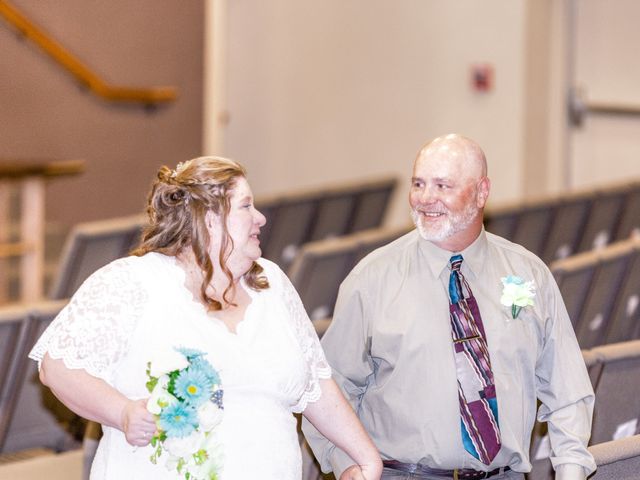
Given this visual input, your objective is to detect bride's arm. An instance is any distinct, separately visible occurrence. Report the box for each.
[40,354,156,447]
[302,378,382,480]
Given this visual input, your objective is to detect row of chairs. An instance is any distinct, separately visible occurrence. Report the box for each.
[288,225,411,321]
[256,175,397,268]
[485,179,640,265]
[38,175,398,302]
[0,299,74,454]
[551,236,640,349]
[529,339,640,480]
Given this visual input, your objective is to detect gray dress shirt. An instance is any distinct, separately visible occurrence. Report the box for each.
[302,229,596,477]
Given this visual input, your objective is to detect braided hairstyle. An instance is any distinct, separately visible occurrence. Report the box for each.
[132,156,268,310]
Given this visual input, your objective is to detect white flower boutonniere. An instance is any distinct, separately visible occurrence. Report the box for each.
[500,275,536,319]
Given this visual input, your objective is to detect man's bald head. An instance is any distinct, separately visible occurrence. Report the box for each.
[416,133,487,181]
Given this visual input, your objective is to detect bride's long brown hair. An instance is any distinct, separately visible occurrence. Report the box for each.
[132,156,269,310]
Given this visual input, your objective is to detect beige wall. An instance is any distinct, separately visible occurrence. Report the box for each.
[0,0,204,229]
[571,0,640,188]
[210,0,538,227]
[206,0,640,225]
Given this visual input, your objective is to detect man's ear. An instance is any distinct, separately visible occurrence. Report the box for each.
[477,177,491,208]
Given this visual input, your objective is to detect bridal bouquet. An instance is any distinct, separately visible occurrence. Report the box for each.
[146,347,224,480]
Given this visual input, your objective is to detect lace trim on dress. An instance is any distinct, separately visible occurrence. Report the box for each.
[278,268,332,413]
[29,258,148,383]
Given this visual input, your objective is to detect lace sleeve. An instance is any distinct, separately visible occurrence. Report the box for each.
[29,258,148,384]
[276,266,332,413]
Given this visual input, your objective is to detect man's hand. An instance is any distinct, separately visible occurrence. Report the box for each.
[340,465,367,480]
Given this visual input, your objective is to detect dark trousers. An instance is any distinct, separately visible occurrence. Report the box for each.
[381,467,525,480]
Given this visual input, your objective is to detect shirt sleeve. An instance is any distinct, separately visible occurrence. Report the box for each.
[29,258,148,384]
[275,264,332,413]
[535,269,597,475]
[301,269,376,476]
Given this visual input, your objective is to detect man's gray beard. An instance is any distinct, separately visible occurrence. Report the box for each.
[411,202,480,242]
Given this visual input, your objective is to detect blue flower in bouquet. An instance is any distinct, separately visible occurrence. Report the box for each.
[191,356,221,386]
[174,365,214,407]
[176,347,206,361]
[158,403,199,438]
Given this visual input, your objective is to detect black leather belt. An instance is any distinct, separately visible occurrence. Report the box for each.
[382,460,511,479]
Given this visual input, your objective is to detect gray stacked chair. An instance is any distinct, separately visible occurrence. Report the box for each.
[482,202,519,239]
[589,340,640,445]
[258,193,319,269]
[588,434,640,480]
[576,188,628,253]
[540,193,592,264]
[484,199,555,258]
[550,238,638,349]
[510,203,556,259]
[49,215,145,299]
[549,253,598,333]
[0,304,32,453]
[1,299,73,455]
[287,226,410,330]
[604,242,640,344]
[288,235,361,322]
[613,181,640,242]
[348,178,398,232]
[257,176,398,269]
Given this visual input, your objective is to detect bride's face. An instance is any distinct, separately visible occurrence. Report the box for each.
[206,177,266,277]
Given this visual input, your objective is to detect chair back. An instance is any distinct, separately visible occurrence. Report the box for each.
[0,304,32,451]
[49,215,144,299]
[588,434,640,479]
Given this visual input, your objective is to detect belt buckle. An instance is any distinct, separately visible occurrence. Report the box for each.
[453,469,459,480]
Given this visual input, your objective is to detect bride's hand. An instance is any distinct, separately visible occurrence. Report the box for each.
[121,399,157,446]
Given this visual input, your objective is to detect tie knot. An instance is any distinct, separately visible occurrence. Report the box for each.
[450,254,463,272]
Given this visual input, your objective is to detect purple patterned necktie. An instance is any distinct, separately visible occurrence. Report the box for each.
[448,254,501,464]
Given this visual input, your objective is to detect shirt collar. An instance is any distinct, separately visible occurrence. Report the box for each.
[417,228,488,280]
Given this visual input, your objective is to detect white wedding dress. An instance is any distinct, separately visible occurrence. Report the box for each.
[30,253,331,479]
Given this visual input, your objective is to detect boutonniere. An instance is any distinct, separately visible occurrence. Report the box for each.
[500,275,536,319]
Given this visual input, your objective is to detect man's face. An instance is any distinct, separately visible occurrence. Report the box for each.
[409,145,486,250]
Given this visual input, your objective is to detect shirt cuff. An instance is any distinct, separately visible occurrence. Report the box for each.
[329,447,359,479]
[555,463,587,480]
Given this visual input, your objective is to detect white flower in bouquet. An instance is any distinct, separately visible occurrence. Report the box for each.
[197,402,223,431]
[146,376,178,415]
[148,348,190,378]
[164,430,206,458]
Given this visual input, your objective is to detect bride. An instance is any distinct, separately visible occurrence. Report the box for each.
[30,156,382,480]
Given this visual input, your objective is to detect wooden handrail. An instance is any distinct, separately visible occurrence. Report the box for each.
[0,158,85,179]
[588,101,640,117]
[0,0,178,105]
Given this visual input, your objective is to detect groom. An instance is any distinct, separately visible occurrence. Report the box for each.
[303,134,595,479]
